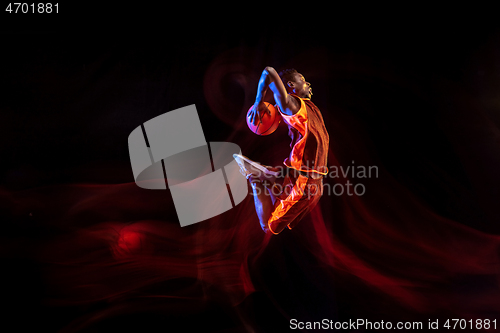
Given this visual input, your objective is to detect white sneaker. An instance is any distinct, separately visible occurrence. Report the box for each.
[232,154,280,181]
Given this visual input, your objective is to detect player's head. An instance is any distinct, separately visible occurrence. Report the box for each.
[279,68,312,99]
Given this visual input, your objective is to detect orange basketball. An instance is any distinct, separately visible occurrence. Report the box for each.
[246,102,281,135]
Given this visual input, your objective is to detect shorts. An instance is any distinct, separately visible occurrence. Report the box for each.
[267,169,324,234]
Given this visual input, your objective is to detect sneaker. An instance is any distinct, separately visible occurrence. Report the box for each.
[232,154,280,182]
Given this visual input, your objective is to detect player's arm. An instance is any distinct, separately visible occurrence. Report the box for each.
[249,67,300,125]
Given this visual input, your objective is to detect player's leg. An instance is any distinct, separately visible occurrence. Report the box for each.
[233,154,281,232]
[266,173,322,234]
[249,180,277,232]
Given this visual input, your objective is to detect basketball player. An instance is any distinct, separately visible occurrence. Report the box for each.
[233,67,329,234]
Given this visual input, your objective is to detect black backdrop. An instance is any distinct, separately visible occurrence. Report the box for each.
[2,7,500,332]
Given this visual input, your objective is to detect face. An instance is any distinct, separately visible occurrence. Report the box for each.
[288,73,312,99]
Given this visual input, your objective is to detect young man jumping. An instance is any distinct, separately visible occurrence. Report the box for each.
[233,67,330,234]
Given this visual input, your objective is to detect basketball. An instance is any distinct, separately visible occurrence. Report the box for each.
[246,102,281,135]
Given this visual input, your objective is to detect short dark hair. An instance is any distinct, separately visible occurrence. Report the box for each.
[278,68,298,88]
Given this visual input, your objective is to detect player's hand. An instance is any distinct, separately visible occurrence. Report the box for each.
[249,101,270,126]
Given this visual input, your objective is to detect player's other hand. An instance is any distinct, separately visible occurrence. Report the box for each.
[249,101,271,126]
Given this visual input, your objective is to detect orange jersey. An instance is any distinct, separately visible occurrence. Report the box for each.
[277,94,329,176]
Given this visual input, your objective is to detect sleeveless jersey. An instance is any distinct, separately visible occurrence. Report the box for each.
[277,94,329,177]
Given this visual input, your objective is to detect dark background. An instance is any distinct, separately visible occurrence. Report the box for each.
[2,5,500,332]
